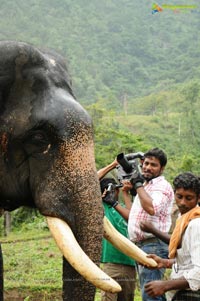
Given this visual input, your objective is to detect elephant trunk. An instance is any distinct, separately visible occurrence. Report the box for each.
[47,217,121,293]
[35,139,121,300]
[57,141,119,301]
[0,245,3,301]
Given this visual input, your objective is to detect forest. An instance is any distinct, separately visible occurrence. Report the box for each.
[1,0,200,102]
[0,0,200,221]
[0,1,200,299]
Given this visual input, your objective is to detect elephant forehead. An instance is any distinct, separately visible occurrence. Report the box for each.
[32,89,93,135]
[0,41,93,138]
[1,87,92,137]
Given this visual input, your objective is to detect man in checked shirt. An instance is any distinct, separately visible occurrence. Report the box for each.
[127,148,174,301]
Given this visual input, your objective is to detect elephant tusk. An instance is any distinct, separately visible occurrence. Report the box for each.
[43,144,51,154]
[103,216,157,268]
[46,216,121,293]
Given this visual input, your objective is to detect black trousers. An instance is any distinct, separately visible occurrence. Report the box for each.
[172,289,200,301]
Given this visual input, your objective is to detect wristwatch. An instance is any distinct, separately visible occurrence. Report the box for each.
[134,182,143,189]
[112,201,119,208]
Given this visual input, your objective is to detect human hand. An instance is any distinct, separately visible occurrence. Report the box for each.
[102,187,118,208]
[146,254,166,269]
[140,221,155,233]
[121,180,133,191]
[130,169,144,189]
[145,280,167,297]
[121,180,137,196]
[113,157,119,167]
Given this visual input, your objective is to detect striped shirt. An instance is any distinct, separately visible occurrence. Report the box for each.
[128,175,174,242]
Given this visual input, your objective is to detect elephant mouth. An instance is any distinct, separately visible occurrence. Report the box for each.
[46,216,157,293]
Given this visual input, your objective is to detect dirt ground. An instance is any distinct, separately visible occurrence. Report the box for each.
[4,289,62,301]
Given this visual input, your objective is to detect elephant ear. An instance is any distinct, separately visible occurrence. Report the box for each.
[0,47,15,117]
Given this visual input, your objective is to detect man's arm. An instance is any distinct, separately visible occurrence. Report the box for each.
[144,255,189,296]
[145,219,200,297]
[140,221,171,244]
[111,182,133,221]
[97,159,118,180]
[129,168,155,215]
[121,181,133,210]
[98,161,133,221]
[114,203,130,221]
[145,278,189,297]
[135,186,155,215]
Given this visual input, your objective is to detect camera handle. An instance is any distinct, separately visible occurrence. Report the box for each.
[117,153,132,173]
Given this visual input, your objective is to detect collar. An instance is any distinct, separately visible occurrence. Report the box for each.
[145,175,164,185]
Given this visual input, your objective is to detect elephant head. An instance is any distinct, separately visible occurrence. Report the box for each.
[0,41,120,301]
[0,41,157,301]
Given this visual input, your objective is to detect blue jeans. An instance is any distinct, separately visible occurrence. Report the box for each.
[136,239,168,301]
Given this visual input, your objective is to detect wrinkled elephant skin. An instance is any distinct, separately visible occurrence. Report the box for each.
[0,41,105,301]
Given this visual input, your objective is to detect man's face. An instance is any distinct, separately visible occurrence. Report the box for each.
[142,156,164,181]
[175,188,199,215]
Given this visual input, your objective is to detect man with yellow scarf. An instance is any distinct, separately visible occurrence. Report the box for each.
[144,172,200,301]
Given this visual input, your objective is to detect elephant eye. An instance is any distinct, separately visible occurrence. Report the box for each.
[23,130,49,144]
[32,133,45,141]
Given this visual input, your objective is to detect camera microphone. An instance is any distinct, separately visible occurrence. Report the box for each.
[117,153,133,173]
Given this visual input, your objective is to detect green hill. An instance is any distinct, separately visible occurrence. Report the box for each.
[0,0,200,104]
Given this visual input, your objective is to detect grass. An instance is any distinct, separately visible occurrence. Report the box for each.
[3,236,62,290]
[1,224,142,300]
[1,223,62,300]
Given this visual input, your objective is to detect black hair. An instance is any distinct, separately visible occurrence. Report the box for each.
[144,147,167,167]
[173,172,200,196]
[100,178,117,194]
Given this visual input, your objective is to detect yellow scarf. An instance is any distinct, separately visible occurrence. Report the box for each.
[169,206,200,259]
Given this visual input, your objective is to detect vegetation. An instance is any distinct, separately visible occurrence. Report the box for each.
[0,0,200,298]
[87,81,200,182]
[1,219,142,300]
[0,0,200,104]
[0,0,199,175]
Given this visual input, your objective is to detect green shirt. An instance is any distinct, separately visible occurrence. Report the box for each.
[101,203,135,266]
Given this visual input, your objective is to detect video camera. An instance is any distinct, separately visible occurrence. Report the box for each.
[107,182,123,193]
[116,152,144,183]
[103,182,123,207]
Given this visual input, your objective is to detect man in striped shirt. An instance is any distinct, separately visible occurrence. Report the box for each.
[128,148,174,301]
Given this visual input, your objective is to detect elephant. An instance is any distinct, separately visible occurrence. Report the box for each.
[0,244,2,300]
[0,41,156,301]
[0,40,123,301]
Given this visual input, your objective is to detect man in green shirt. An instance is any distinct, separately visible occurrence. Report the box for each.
[100,176,136,301]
